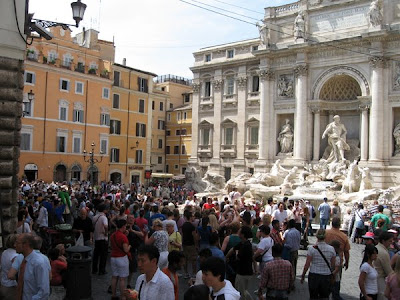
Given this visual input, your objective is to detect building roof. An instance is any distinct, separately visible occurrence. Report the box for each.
[113,63,157,77]
[168,104,192,112]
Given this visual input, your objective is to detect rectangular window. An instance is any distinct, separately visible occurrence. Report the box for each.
[226,77,234,95]
[158,139,163,149]
[202,128,210,145]
[174,146,179,154]
[102,87,110,99]
[152,101,155,110]
[100,139,108,154]
[167,113,171,121]
[136,150,143,164]
[138,77,148,93]
[225,128,233,145]
[158,120,165,130]
[56,136,66,152]
[135,123,146,137]
[170,103,173,109]
[184,94,190,103]
[182,145,186,154]
[159,102,164,111]
[166,165,169,173]
[253,46,259,51]
[110,148,120,162]
[100,113,110,126]
[252,76,260,92]
[166,146,170,154]
[113,71,120,86]
[24,71,36,84]
[205,81,211,97]
[174,164,179,170]
[73,109,84,123]
[113,94,120,109]
[75,82,84,95]
[166,130,171,136]
[158,156,162,164]
[60,79,70,91]
[205,54,211,62]
[110,120,121,134]
[139,99,145,113]
[227,49,234,58]
[183,112,187,120]
[59,107,67,121]
[250,126,259,145]
[21,133,31,150]
[176,129,180,136]
[181,129,187,135]
[73,137,81,153]
[177,112,181,121]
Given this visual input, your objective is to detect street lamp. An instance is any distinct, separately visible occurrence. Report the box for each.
[83,142,103,187]
[22,89,34,117]
[130,140,140,150]
[25,0,87,41]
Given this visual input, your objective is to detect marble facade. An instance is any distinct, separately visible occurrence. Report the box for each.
[189,0,400,188]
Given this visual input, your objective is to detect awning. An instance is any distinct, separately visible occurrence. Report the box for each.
[151,173,174,179]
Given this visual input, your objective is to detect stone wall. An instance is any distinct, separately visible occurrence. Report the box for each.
[0,56,23,243]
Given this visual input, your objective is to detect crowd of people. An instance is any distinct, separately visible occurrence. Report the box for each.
[1,179,400,300]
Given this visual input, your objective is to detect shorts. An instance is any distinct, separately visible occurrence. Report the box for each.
[111,255,129,278]
[183,245,197,261]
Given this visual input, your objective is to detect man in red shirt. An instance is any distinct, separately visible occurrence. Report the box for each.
[270,220,284,246]
[203,198,215,210]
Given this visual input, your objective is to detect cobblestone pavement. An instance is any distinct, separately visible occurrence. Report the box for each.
[90,237,365,300]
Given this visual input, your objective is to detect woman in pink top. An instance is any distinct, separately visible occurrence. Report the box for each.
[385,258,400,300]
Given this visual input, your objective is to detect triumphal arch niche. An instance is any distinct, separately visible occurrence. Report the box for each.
[190,0,400,187]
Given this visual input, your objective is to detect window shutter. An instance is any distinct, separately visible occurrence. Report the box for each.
[142,124,146,137]
[106,114,110,126]
[116,121,121,134]
[137,77,141,91]
[110,120,114,134]
[136,123,140,136]
[116,149,120,162]
[144,79,148,93]
[73,110,77,122]
[59,79,62,90]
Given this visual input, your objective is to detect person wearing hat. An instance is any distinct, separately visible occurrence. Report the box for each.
[362,232,376,246]
[301,229,336,299]
[374,231,394,300]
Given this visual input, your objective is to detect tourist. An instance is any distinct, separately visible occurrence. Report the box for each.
[162,250,185,300]
[92,203,109,275]
[48,248,67,286]
[264,197,275,216]
[184,284,210,300]
[371,205,391,232]
[354,204,367,244]
[0,234,18,299]
[15,233,50,300]
[192,248,212,286]
[283,219,301,281]
[221,222,241,253]
[363,232,377,246]
[144,218,169,269]
[258,244,293,300]
[226,226,253,298]
[16,209,31,234]
[209,232,224,261]
[272,202,288,227]
[254,225,274,273]
[384,256,400,299]
[182,210,197,279]
[110,219,131,300]
[135,208,148,232]
[201,256,240,300]
[196,216,213,250]
[166,220,182,252]
[135,245,174,300]
[126,214,143,288]
[341,208,353,235]
[301,205,310,241]
[305,200,316,236]
[374,232,394,300]
[72,207,93,246]
[318,197,331,229]
[293,200,302,231]
[330,240,343,300]
[325,216,351,270]
[331,200,341,221]
[270,219,283,246]
[300,229,336,299]
[359,244,379,300]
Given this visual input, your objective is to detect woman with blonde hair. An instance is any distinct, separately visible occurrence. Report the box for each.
[331,200,341,221]
[144,218,169,269]
[385,253,400,299]
[208,214,220,232]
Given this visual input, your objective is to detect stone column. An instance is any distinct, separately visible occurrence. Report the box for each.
[257,68,274,161]
[312,108,321,161]
[359,105,369,161]
[210,78,223,172]
[235,75,247,161]
[369,56,386,161]
[188,81,200,166]
[293,64,308,161]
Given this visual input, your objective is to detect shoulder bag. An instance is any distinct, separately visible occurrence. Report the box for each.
[313,245,335,285]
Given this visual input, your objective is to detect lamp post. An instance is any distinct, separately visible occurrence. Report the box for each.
[25,0,87,40]
[22,89,34,117]
[83,142,103,187]
[130,140,139,150]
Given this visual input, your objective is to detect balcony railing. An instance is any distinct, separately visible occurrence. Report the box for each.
[221,144,236,157]
[154,74,192,86]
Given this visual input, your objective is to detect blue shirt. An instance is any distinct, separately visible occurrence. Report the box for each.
[21,250,50,300]
[209,246,225,261]
[318,202,331,219]
[283,228,301,252]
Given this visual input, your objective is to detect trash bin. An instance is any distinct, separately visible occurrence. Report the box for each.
[65,245,92,299]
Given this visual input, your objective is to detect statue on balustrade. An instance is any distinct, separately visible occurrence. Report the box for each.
[393,123,400,156]
[367,0,382,27]
[322,115,350,162]
[277,119,294,154]
[294,11,305,40]
[256,20,269,46]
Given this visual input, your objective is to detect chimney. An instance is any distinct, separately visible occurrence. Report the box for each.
[122,58,126,66]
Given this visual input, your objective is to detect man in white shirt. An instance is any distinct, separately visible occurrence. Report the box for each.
[135,245,174,300]
[92,203,108,275]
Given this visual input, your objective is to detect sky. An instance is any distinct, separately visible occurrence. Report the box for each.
[29,0,295,78]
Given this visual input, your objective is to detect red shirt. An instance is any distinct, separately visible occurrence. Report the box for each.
[162,268,178,300]
[50,259,67,286]
[203,203,215,210]
[111,230,129,257]
[135,217,148,231]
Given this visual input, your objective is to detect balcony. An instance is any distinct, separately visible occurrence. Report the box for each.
[88,68,97,75]
[100,70,110,79]
[222,94,237,108]
[220,144,236,158]
[198,145,212,157]
[245,144,259,158]
[75,63,85,73]
[61,62,72,70]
